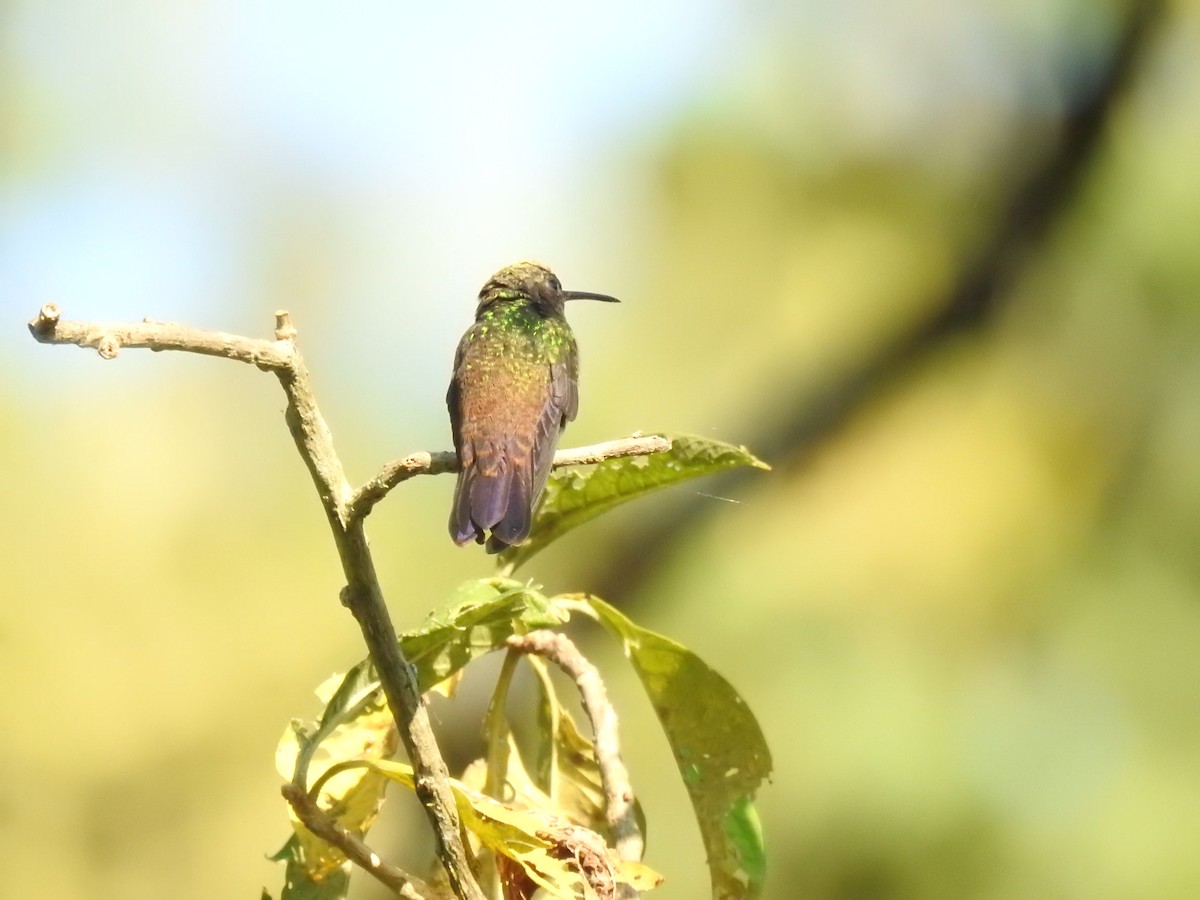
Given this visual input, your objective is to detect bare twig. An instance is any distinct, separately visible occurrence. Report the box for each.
[549,434,670,468]
[349,451,458,523]
[505,632,643,868]
[348,434,671,523]
[27,303,294,367]
[281,783,431,899]
[28,305,485,900]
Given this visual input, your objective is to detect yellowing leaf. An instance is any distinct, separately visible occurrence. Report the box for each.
[275,689,396,886]
[617,859,666,891]
[314,759,662,899]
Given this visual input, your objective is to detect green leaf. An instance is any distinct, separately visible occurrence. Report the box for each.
[401,577,566,690]
[576,596,771,900]
[499,433,769,571]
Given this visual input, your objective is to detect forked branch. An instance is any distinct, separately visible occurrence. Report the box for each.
[27,304,663,899]
[29,303,483,900]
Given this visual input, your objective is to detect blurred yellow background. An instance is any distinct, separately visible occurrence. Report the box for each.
[4,1,1199,898]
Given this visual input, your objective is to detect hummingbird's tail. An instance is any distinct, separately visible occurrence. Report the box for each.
[449,424,559,554]
[449,450,535,553]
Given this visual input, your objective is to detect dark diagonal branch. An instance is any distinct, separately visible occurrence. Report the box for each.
[28,304,486,900]
[281,783,431,899]
[589,0,1167,606]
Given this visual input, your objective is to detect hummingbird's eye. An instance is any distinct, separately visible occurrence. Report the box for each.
[549,275,562,293]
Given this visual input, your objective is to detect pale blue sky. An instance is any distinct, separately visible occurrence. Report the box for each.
[3,1,1086,408]
[3,3,735,311]
[3,2,748,409]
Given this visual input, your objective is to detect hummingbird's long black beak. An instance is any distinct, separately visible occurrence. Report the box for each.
[563,290,620,303]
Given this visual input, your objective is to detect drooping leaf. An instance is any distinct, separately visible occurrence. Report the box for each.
[574,595,771,900]
[499,434,769,571]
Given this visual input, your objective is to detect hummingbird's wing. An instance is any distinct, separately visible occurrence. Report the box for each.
[488,350,576,550]
[447,339,492,547]
[447,335,489,546]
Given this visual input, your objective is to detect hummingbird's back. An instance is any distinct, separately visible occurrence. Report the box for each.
[447,298,578,553]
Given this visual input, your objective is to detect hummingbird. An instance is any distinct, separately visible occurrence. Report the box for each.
[447,262,618,553]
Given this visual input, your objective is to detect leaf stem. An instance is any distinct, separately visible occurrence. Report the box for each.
[482,650,521,801]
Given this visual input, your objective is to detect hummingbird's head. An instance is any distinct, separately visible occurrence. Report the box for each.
[477,261,618,317]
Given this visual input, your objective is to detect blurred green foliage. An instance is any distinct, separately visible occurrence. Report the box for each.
[4,1,1200,898]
